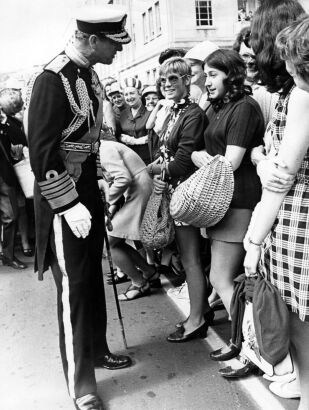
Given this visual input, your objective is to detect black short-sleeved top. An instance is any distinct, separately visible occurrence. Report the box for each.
[204,95,264,209]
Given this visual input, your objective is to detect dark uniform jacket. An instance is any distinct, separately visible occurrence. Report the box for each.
[27,53,102,277]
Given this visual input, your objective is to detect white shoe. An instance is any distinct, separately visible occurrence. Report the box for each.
[263,371,296,384]
[269,378,301,399]
[167,282,189,300]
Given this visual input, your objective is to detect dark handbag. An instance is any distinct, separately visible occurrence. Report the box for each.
[140,188,175,250]
[251,274,290,366]
[230,272,290,374]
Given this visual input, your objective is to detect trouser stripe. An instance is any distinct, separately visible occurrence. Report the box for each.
[53,215,76,399]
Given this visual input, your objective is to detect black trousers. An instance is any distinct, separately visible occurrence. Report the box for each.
[49,210,108,399]
[0,178,18,259]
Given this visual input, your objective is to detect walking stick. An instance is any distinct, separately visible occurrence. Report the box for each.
[101,190,128,349]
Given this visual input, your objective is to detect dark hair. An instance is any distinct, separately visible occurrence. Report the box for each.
[155,77,165,100]
[233,26,252,52]
[276,16,309,83]
[205,49,251,102]
[158,48,186,65]
[251,0,305,94]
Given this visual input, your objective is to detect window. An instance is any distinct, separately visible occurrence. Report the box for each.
[154,2,161,34]
[148,7,155,39]
[195,0,213,26]
[142,12,148,43]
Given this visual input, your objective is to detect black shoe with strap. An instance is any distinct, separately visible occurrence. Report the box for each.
[95,353,132,370]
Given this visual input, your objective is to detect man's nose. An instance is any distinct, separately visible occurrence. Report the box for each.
[116,43,123,52]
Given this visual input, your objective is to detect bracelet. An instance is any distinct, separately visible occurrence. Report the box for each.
[248,237,262,247]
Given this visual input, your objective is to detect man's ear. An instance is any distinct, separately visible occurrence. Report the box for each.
[89,34,98,49]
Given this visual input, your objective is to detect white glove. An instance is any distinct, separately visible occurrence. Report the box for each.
[63,203,92,239]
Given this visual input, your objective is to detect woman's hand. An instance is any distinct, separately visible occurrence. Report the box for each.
[146,158,161,176]
[153,175,167,194]
[191,150,212,168]
[243,244,261,277]
[257,157,295,192]
[251,145,266,166]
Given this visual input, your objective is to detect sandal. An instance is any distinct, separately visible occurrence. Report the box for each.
[118,283,151,301]
[107,274,130,285]
[141,267,162,288]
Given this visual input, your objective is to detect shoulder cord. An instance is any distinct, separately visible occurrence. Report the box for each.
[60,72,95,141]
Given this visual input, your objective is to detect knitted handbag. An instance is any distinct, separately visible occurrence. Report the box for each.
[140,189,175,250]
[169,153,234,227]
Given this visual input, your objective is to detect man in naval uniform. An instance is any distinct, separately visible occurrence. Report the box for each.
[27,6,132,410]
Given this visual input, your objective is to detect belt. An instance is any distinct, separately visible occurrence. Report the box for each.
[60,141,99,154]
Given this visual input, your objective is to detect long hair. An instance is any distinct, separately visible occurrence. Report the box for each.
[251,0,305,94]
[205,49,251,102]
[276,16,309,83]
[233,26,252,52]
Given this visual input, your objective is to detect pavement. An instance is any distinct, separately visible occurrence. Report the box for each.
[0,251,300,410]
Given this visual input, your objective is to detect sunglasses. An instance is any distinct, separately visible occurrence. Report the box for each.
[159,74,188,86]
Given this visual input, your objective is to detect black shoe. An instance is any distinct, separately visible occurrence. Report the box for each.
[22,248,34,257]
[2,256,27,269]
[95,353,132,370]
[209,342,240,361]
[74,393,104,410]
[167,322,208,343]
[219,361,260,378]
[176,309,215,329]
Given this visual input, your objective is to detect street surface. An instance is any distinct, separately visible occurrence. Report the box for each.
[0,251,299,410]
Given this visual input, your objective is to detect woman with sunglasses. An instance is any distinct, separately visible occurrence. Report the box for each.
[192,49,264,360]
[147,57,213,342]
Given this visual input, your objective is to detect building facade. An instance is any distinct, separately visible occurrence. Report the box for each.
[96,0,242,85]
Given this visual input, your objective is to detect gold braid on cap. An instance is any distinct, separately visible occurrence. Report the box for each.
[60,73,95,140]
[105,32,130,43]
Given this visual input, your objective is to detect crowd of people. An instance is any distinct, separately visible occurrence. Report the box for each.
[2,0,309,409]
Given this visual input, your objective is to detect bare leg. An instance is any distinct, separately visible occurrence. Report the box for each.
[108,236,155,286]
[209,240,245,316]
[18,205,30,250]
[175,225,210,334]
[289,311,309,410]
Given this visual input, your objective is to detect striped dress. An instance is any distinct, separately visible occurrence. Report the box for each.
[260,86,309,322]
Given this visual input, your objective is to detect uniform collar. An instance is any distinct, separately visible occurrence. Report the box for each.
[65,43,91,69]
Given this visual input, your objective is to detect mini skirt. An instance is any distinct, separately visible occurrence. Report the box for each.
[206,208,252,243]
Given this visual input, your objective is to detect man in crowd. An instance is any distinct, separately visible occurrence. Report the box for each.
[0,107,26,269]
[26,5,132,410]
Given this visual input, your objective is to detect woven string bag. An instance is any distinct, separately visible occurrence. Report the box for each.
[140,189,175,250]
[169,154,234,227]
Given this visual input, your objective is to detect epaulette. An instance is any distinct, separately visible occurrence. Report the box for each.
[44,54,70,74]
